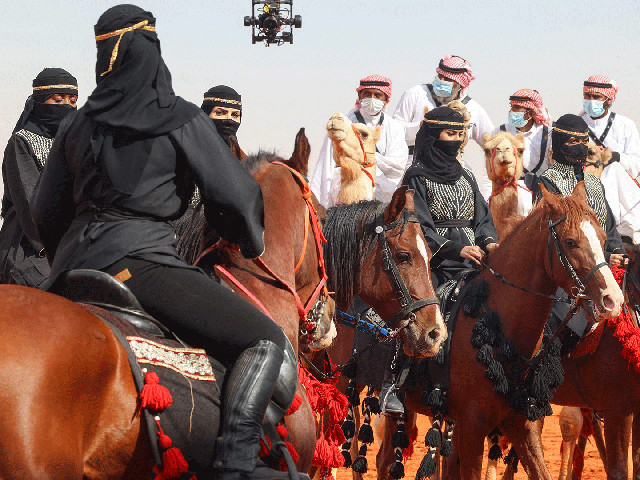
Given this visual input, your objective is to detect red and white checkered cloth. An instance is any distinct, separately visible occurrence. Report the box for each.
[509,88,551,126]
[436,55,475,92]
[356,74,392,102]
[583,74,618,101]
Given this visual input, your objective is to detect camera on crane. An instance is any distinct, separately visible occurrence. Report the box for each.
[244,1,302,46]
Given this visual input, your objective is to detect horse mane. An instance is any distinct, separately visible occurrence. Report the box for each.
[174,150,284,265]
[323,200,407,309]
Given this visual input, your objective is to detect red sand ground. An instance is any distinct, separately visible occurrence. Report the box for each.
[335,406,612,479]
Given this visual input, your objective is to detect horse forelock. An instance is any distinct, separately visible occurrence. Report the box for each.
[323,200,387,309]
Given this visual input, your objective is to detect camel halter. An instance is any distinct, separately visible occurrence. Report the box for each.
[351,124,376,188]
[194,162,328,341]
[487,146,531,207]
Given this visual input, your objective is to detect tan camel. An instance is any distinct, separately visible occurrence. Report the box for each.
[482,131,525,239]
[326,112,380,204]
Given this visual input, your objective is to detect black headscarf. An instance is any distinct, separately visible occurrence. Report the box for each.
[84,4,199,134]
[201,85,242,145]
[551,114,590,180]
[405,107,465,184]
[14,68,78,138]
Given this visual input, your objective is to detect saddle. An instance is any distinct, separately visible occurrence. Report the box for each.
[49,269,301,479]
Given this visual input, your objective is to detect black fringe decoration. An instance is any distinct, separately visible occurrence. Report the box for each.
[342,419,355,439]
[389,415,408,479]
[425,415,443,449]
[440,420,455,457]
[342,360,358,380]
[415,447,437,480]
[357,423,374,443]
[504,447,519,473]
[351,444,368,473]
[461,279,489,317]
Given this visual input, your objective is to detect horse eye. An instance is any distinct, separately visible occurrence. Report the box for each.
[565,239,578,248]
[396,252,411,263]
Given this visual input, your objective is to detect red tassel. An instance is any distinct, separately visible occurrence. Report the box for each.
[189,476,198,480]
[140,370,173,413]
[312,432,332,467]
[286,394,303,416]
[153,420,190,480]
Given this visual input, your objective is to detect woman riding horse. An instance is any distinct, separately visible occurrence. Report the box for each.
[32,5,302,480]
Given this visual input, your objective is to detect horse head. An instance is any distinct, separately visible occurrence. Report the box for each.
[539,183,623,318]
[483,131,525,184]
[324,187,446,358]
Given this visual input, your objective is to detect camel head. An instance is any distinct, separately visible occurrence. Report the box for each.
[483,132,525,183]
[584,141,613,179]
[326,112,380,181]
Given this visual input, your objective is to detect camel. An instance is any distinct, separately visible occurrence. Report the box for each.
[482,132,526,239]
[326,112,380,204]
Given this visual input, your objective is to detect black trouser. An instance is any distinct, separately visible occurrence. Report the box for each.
[104,256,286,365]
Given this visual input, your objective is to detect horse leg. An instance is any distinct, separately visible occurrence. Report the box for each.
[376,415,396,480]
[284,383,317,472]
[633,413,640,480]
[455,419,488,480]
[499,414,552,480]
[603,409,632,480]
[557,407,583,480]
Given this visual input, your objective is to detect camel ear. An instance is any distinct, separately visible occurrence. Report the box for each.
[571,181,588,204]
[384,186,409,224]
[423,106,430,116]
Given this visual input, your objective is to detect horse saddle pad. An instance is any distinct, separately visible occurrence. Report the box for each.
[50,269,224,477]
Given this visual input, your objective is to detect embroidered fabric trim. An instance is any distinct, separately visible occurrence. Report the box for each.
[15,129,54,171]
[424,173,475,245]
[202,97,242,106]
[424,119,465,127]
[541,163,607,228]
[32,84,78,91]
[552,127,589,137]
[127,336,216,381]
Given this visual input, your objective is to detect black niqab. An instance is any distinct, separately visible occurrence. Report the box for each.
[551,113,590,180]
[14,68,78,138]
[201,85,242,115]
[84,4,199,134]
[404,106,465,184]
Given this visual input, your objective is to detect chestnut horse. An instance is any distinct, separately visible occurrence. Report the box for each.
[0,145,335,479]
[375,183,624,480]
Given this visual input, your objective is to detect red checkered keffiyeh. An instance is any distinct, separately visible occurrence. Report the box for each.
[583,74,618,101]
[436,55,475,90]
[356,74,392,102]
[509,88,551,126]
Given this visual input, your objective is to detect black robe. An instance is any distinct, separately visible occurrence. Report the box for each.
[32,109,264,286]
[0,129,53,286]
[534,163,623,260]
[403,168,497,287]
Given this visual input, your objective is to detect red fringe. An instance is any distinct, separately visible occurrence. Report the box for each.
[403,424,419,461]
[298,363,350,469]
[580,408,593,438]
[139,370,173,413]
[572,441,585,480]
[609,265,640,373]
[286,394,303,416]
[153,420,190,480]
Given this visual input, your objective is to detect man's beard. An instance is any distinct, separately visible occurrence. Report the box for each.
[433,83,462,104]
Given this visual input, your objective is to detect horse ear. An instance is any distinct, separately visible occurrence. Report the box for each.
[286,127,311,176]
[571,181,588,204]
[228,135,243,160]
[384,186,409,223]
[540,184,558,206]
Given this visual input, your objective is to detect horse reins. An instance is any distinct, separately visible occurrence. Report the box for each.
[350,124,376,188]
[194,162,329,340]
[374,209,440,333]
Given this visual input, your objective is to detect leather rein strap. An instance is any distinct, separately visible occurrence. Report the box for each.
[375,210,440,331]
[195,161,329,340]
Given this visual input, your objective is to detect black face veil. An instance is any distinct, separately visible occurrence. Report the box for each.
[551,114,590,180]
[14,68,78,138]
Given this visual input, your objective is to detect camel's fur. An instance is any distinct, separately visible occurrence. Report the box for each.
[482,132,525,239]
[326,112,380,204]
[584,141,614,179]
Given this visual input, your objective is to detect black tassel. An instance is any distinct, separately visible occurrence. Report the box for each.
[392,431,410,449]
[363,394,381,415]
[425,427,442,448]
[389,461,405,479]
[422,384,443,408]
[461,279,489,317]
[342,419,356,439]
[440,420,455,457]
[488,443,502,460]
[504,447,519,472]
[475,344,493,365]
[415,447,437,480]
[357,423,374,443]
[345,379,359,407]
[351,444,368,473]
[342,361,357,380]
[341,447,352,468]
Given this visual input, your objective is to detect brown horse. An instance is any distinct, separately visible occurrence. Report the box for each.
[375,183,624,480]
[0,140,335,479]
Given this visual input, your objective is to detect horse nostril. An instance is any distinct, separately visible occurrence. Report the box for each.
[428,328,441,342]
[603,294,615,311]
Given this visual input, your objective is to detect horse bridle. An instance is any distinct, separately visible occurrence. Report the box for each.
[374,209,440,333]
[547,215,608,298]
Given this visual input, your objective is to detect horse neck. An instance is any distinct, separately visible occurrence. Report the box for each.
[484,210,555,358]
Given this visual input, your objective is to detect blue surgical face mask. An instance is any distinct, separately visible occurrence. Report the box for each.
[432,76,454,97]
[508,111,528,128]
[583,99,606,118]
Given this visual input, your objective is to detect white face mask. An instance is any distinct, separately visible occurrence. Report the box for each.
[360,97,385,116]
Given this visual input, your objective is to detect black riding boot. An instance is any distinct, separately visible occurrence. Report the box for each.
[378,347,406,417]
[214,339,305,480]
